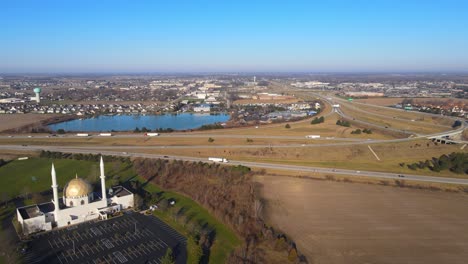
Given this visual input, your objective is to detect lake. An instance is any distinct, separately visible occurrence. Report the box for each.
[48,113,230,132]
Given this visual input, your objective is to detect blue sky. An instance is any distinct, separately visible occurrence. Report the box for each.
[1,0,468,73]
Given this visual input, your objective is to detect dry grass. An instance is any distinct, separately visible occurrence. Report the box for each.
[117,139,466,178]
[345,101,454,127]
[0,114,59,132]
[256,175,468,264]
[0,136,344,147]
[195,113,395,140]
[355,97,468,107]
[340,104,449,134]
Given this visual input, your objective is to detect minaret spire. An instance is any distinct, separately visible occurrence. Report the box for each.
[51,163,60,221]
[100,156,107,204]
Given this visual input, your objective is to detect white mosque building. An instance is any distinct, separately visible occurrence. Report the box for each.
[16,157,134,235]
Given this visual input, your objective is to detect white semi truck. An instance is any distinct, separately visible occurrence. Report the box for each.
[145,133,159,137]
[208,157,229,163]
[99,133,113,136]
[305,135,320,139]
[76,133,90,137]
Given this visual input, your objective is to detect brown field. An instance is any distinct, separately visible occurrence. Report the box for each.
[0,114,59,132]
[0,136,343,147]
[340,104,449,134]
[343,101,454,127]
[198,113,396,140]
[256,175,468,264]
[355,97,468,107]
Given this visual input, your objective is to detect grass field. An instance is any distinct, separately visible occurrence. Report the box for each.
[0,158,135,199]
[256,175,468,264]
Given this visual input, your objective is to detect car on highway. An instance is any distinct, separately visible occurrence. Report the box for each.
[163,155,169,158]
[398,174,405,178]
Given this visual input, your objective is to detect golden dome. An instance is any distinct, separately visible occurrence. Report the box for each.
[64,178,93,198]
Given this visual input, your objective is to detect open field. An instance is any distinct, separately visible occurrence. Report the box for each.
[256,175,468,264]
[192,113,397,140]
[342,101,455,127]
[356,97,468,107]
[0,135,352,147]
[0,114,59,132]
[340,104,449,134]
[123,139,467,178]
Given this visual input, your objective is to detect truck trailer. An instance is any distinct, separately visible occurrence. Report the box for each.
[208,157,229,163]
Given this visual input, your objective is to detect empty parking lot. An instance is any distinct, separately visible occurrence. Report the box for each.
[23,212,186,264]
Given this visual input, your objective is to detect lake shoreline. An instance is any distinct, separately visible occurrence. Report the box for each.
[47,113,231,133]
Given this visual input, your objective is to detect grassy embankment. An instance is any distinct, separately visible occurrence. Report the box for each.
[0,157,239,264]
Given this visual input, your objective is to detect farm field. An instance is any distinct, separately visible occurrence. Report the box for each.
[256,175,468,264]
[0,114,59,132]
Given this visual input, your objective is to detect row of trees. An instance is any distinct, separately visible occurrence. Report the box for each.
[133,127,175,133]
[199,123,224,130]
[39,150,130,163]
[401,152,467,174]
[351,128,372,134]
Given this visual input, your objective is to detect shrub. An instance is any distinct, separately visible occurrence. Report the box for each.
[311,116,324,125]
[208,137,215,143]
[285,124,291,129]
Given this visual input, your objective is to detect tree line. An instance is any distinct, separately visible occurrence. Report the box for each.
[401,152,467,174]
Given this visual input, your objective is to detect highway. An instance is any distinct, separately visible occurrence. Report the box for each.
[2,144,467,185]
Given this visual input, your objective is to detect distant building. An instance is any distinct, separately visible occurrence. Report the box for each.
[193,104,211,112]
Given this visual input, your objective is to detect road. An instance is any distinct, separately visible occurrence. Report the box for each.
[1,144,467,186]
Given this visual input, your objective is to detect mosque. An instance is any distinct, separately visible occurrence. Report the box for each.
[16,157,134,235]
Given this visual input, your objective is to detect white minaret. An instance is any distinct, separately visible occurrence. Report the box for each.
[100,156,107,204]
[51,163,60,220]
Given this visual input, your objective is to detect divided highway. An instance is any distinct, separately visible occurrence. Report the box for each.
[1,144,467,186]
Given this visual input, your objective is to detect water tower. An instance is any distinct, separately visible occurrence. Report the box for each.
[33,87,41,103]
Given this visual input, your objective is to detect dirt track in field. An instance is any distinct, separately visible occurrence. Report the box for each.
[256,175,468,264]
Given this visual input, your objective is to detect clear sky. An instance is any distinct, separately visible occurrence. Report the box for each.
[1,0,468,73]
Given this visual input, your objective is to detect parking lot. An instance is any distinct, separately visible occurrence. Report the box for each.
[23,212,187,264]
